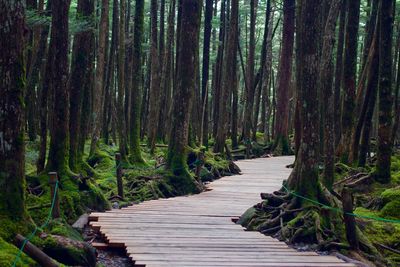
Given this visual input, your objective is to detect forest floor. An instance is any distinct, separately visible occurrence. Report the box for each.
[4,136,265,266]
[240,146,400,267]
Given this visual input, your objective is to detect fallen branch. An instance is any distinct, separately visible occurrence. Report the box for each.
[375,243,400,255]
[14,234,59,267]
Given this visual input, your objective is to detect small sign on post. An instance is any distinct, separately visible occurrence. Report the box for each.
[48,172,60,219]
[115,153,124,199]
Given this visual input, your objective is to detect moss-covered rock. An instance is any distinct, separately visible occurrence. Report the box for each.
[42,234,96,267]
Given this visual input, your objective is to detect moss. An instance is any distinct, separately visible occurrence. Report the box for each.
[0,237,38,267]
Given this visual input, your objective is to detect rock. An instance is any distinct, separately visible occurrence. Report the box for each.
[72,213,89,231]
[112,202,120,209]
[42,234,96,267]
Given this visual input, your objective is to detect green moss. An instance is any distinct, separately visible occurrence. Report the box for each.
[0,237,37,267]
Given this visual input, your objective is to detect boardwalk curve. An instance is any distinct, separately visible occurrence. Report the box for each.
[90,156,356,267]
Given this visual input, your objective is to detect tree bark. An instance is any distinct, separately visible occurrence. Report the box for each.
[214,0,239,154]
[375,0,394,183]
[129,0,145,163]
[90,0,109,156]
[0,0,28,219]
[46,0,71,174]
[273,0,295,155]
[336,0,360,163]
[167,0,202,192]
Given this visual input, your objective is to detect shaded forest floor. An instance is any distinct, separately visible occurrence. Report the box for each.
[240,145,400,267]
[2,135,273,266]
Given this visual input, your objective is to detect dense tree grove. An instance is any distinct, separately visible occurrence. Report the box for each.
[1,0,400,266]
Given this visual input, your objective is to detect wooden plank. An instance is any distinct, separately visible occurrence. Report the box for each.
[90,156,355,267]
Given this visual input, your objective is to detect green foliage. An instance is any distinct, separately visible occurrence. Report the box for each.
[0,237,37,267]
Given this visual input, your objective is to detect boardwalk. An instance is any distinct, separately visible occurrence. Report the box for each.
[90,156,356,267]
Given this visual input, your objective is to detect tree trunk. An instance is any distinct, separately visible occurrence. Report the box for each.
[243,0,257,144]
[0,0,29,219]
[117,0,128,158]
[375,0,394,183]
[147,0,161,153]
[319,0,342,190]
[69,0,95,171]
[287,0,320,200]
[200,0,213,147]
[129,0,145,163]
[273,0,295,155]
[214,0,239,154]
[46,0,71,174]
[167,0,202,193]
[333,0,346,147]
[336,0,360,163]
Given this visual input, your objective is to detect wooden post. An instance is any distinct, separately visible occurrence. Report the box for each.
[115,153,124,198]
[342,186,359,250]
[48,172,60,219]
[14,234,59,267]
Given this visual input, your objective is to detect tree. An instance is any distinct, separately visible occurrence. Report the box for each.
[167,0,202,193]
[46,0,71,174]
[90,0,109,156]
[243,0,258,146]
[147,0,161,153]
[0,0,28,219]
[214,0,239,153]
[336,0,360,163]
[200,0,214,147]
[273,0,295,155]
[319,0,342,190]
[69,0,95,171]
[129,0,145,163]
[375,0,394,183]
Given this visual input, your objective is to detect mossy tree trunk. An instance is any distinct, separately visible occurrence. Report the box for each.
[273,0,295,156]
[167,0,201,191]
[0,0,29,220]
[129,0,145,163]
[69,0,95,172]
[319,0,342,191]
[375,0,394,183]
[336,0,360,163]
[46,0,72,174]
[214,0,239,154]
[90,0,109,157]
[287,0,320,200]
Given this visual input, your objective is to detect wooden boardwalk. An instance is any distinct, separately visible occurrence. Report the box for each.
[90,156,356,267]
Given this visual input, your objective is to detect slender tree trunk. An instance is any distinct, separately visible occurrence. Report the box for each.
[336,0,360,163]
[273,0,295,155]
[117,0,128,158]
[36,0,52,173]
[129,0,145,163]
[333,0,346,148]
[69,0,95,171]
[0,0,29,219]
[375,0,394,183]
[214,0,239,154]
[319,0,342,190]
[200,0,213,147]
[147,0,161,153]
[90,0,109,156]
[243,0,257,145]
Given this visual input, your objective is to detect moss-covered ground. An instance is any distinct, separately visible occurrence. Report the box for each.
[3,138,240,266]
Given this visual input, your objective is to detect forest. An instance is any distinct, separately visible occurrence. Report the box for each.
[1,0,400,266]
